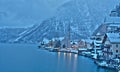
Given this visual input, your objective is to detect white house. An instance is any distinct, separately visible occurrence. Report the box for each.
[103,33,120,59]
[105,17,120,23]
[94,33,105,49]
[107,23,120,33]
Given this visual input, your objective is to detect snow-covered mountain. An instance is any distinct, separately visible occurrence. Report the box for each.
[0,28,26,43]
[0,0,70,27]
[0,0,119,43]
[12,0,119,43]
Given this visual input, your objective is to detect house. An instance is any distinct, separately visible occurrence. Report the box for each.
[103,33,120,59]
[61,37,71,48]
[103,40,113,60]
[92,17,120,37]
[107,23,120,33]
[110,3,120,17]
[110,10,119,17]
[78,40,87,48]
[105,17,120,32]
[94,33,105,49]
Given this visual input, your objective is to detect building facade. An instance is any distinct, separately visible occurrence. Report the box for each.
[103,33,120,59]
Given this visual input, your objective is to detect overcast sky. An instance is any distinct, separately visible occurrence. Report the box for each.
[0,0,119,28]
[0,0,68,27]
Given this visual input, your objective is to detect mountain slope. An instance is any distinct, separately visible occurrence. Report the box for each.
[11,0,120,43]
[0,0,70,27]
[0,28,26,43]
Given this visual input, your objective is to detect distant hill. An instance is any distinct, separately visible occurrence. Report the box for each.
[0,28,26,43]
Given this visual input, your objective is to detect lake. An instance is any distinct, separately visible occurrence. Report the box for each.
[0,43,116,72]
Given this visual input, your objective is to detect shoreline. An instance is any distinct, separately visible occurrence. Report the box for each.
[38,46,120,72]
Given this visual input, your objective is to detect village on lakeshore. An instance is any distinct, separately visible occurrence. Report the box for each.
[38,4,120,72]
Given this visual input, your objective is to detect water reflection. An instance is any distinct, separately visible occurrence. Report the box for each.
[63,52,66,62]
[68,53,72,64]
[64,52,66,56]
[73,54,78,72]
[74,54,78,61]
[57,52,60,72]
[58,52,61,57]
[0,43,116,72]
[67,53,72,72]
[57,52,78,72]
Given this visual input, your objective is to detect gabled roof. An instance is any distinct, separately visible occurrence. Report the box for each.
[106,33,120,43]
[105,17,120,24]
[108,23,120,27]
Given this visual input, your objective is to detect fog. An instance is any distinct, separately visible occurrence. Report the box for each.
[0,0,119,27]
[0,0,68,27]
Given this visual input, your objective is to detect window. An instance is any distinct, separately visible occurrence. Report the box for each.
[116,55,118,58]
[96,38,101,41]
[111,52,113,55]
[116,44,118,48]
[116,50,118,53]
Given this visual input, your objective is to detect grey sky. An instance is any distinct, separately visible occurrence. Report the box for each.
[0,0,68,27]
[0,0,119,28]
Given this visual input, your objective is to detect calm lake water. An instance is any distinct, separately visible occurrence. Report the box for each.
[0,43,117,72]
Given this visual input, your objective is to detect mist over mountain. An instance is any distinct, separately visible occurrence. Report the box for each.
[12,0,119,43]
[0,0,119,43]
[0,0,70,27]
[0,28,26,43]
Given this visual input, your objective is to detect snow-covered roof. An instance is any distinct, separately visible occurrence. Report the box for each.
[96,32,101,36]
[84,39,93,43]
[105,17,120,23]
[106,33,120,43]
[109,23,120,27]
[71,41,78,44]
[105,41,110,45]
[43,38,49,43]
[52,37,65,41]
[59,37,65,41]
